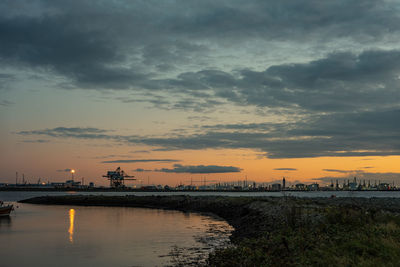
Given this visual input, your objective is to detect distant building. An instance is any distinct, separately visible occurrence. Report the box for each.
[307,183,319,191]
[164,185,172,191]
[282,177,286,189]
[295,183,306,190]
[348,182,358,190]
[142,185,157,190]
[65,180,81,188]
[271,183,281,191]
[378,183,390,190]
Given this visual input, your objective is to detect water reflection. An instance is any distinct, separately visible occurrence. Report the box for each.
[0,216,11,228]
[0,204,232,267]
[68,209,75,243]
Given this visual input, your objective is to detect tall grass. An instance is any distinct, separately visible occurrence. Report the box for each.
[208,205,400,267]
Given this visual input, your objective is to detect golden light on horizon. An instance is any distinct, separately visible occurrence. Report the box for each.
[68,209,75,243]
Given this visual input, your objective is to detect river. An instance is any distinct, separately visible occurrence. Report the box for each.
[0,192,233,267]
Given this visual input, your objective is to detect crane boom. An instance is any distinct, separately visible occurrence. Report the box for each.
[103,167,136,188]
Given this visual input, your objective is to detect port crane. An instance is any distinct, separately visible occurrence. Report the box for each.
[103,167,136,188]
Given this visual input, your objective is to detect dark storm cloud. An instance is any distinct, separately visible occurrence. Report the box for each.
[101,159,180,164]
[274,168,297,171]
[2,0,400,91]
[145,50,400,112]
[2,1,400,118]
[92,49,400,112]
[156,164,241,174]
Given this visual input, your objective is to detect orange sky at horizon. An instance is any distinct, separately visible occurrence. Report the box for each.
[2,134,399,187]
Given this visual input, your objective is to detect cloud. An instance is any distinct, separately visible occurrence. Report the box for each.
[101,159,180,164]
[0,73,15,90]
[156,164,242,174]
[21,139,50,143]
[127,109,400,158]
[17,127,114,139]
[6,3,400,117]
[133,168,152,172]
[56,168,72,172]
[187,115,212,122]
[163,106,400,158]
[130,150,151,154]
[17,107,400,160]
[129,49,400,113]
[274,168,297,171]
[5,0,400,171]
[0,100,14,106]
[93,155,130,159]
[2,0,400,94]
[323,169,361,173]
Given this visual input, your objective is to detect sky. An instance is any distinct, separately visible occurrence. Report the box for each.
[1,0,400,186]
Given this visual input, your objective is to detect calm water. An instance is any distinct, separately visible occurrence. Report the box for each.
[0,192,233,267]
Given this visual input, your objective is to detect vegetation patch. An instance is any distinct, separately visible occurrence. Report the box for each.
[209,205,400,266]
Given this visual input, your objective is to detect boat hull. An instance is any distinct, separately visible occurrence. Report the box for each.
[0,205,13,216]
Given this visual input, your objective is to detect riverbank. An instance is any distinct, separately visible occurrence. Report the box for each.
[20,195,400,266]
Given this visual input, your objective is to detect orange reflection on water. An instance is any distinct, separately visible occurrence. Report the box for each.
[68,209,75,243]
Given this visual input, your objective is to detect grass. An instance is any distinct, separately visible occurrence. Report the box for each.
[208,205,400,267]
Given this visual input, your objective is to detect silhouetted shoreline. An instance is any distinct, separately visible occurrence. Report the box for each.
[3,187,400,192]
